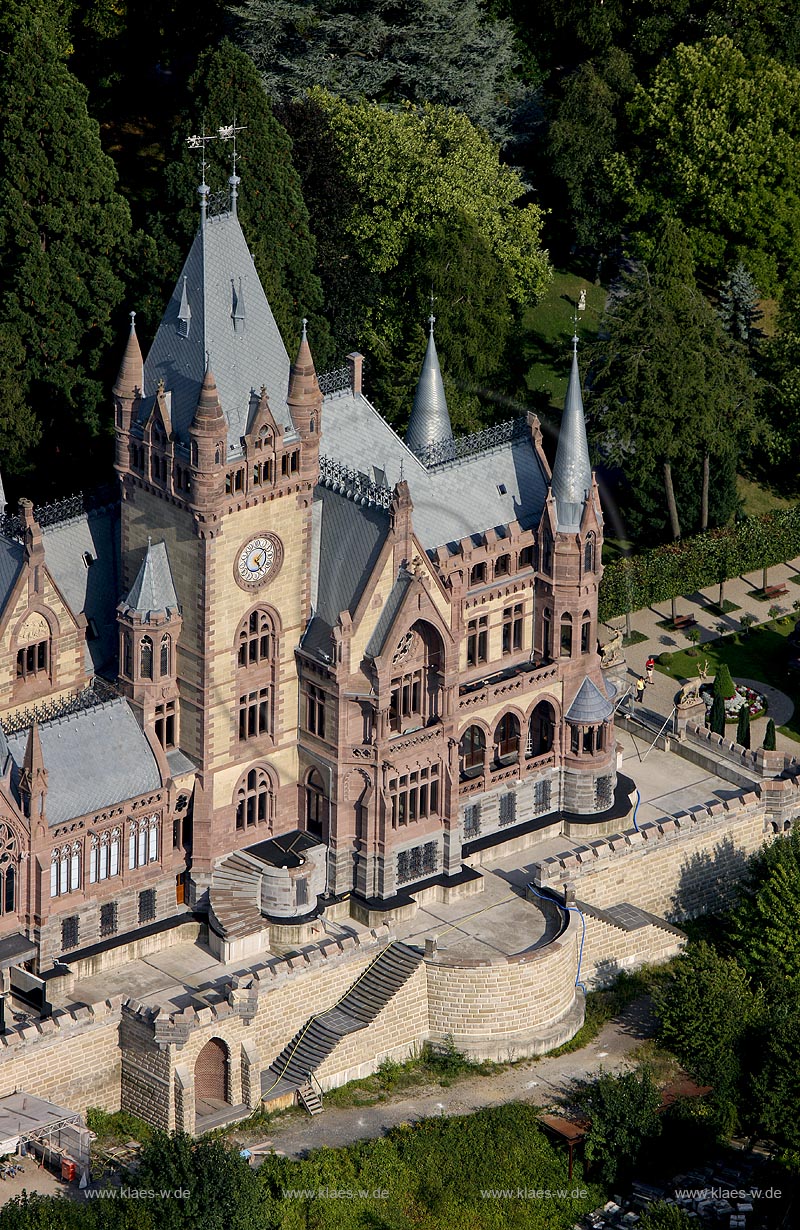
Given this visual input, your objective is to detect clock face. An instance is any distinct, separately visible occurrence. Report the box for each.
[236,535,280,587]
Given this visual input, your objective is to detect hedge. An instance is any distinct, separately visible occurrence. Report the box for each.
[598,504,800,622]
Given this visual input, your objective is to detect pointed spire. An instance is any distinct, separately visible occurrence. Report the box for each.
[121,540,179,618]
[19,721,47,820]
[405,315,453,459]
[287,318,321,407]
[191,359,226,430]
[550,334,592,532]
[113,311,143,399]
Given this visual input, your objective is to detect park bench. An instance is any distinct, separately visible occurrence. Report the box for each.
[763,583,788,600]
[672,614,697,630]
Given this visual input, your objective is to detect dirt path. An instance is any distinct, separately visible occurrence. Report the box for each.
[247,997,655,1160]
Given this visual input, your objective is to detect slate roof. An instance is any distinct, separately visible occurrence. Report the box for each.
[121,541,179,618]
[406,324,453,457]
[320,391,548,551]
[6,698,162,826]
[0,537,23,617]
[565,677,614,723]
[142,209,295,456]
[304,486,390,658]
[41,509,121,676]
[365,571,413,659]
[550,340,592,532]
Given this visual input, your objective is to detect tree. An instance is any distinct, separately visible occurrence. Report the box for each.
[717,263,763,346]
[135,1132,261,1230]
[574,1068,662,1184]
[589,219,756,542]
[622,37,800,290]
[763,717,777,749]
[236,0,526,143]
[732,829,800,992]
[640,1204,696,1230]
[284,91,550,426]
[150,39,331,366]
[653,942,761,1111]
[0,0,138,483]
[736,703,751,749]
[713,663,735,699]
[709,692,726,735]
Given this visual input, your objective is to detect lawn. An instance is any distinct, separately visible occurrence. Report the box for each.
[656,620,800,740]
[521,268,607,413]
[736,473,793,517]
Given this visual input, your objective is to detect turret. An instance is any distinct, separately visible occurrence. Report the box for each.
[113,312,143,473]
[287,321,323,488]
[188,362,227,514]
[405,316,454,462]
[550,335,592,533]
[19,722,47,822]
[117,539,182,751]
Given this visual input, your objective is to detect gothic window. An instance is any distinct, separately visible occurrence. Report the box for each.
[388,623,443,733]
[237,689,270,741]
[470,562,486,586]
[305,683,326,739]
[584,533,596,574]
[560,613,573,657]
[16,639,49,681]
[388,764,440,828]
[528,702,555,758]
[569,724,606,756]
[495,714,520,763]
[519,545,534,569]
[494,554,510,578]
[459,726,486,777]
[89,827,122,883]
[237,609,274,668]
[235,767,274,832]
[128,815,159,870]
[305,768,326,836]
[466,615,488,667]
[581,610,592,655]
[155,700,176,749]
[502,603,524,655]
[122,630,132,678]
[50,841,81,897]
[140,636,153,680]
[0,823,18,916]
[160,634,171,677]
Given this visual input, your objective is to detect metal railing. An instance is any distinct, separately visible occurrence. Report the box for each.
[415,417,528,469]
[317,455,393,510]
[1,677,120,736]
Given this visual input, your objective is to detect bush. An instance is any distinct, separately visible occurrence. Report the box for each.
[657,652,673,666]
[713,663,736,699]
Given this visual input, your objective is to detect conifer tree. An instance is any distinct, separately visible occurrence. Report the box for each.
[709,692,726,736]
[0,0,136,481]
[714,663,736,700]
[763,717,777,750]
[150,40,332,368]
[736,703,751,749]
[717,263,763,346]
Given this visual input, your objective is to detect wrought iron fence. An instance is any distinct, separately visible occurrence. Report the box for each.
[318,455,393,510]
[1,677,120,736]
[0,486,116,542]
[318,365,352,396]
[207,189,231,218]
[417,416,528,469]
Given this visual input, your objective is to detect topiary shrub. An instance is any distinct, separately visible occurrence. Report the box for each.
[763,718,777,750]
[713,663,736,699]
[657,652,673,666]
[736,704,751,750]
[709,693,726,735]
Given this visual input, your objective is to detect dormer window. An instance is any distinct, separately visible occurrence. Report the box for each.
[177,275,191,338]
[231,277,246,334]
[82,551,94,568]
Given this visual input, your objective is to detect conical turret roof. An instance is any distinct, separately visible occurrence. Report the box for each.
[288,321,321,405]
[121,540,179,618]
[406,318,453,459]
[191,363,226,431]
[550,337,592,532]
[113,313,143,400]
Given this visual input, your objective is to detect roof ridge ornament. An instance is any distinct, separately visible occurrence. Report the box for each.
[218,116,247,218]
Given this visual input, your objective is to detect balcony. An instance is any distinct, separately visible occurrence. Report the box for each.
[388,720,446,755]
[458,750,556,797]
[458,660,559,713]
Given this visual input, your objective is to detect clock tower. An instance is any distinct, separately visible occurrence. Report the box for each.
[113,185,320,901]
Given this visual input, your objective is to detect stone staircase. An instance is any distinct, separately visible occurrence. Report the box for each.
[208,850,266,939]
[261,940,423,1112]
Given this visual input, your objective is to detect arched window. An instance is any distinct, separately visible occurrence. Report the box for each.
[584,533,595,574]
[495,714,520,763]
[560,613,573,657]
[235,767,274,831]
[0,822,18,916]
[237,609,274,668]
[459,726,486,778]
[494,554,510,578]
[140,635,153,680]
[160,634,171,677]
[305,768,327,837]
[581,610,592,655]
[528,702,555,758]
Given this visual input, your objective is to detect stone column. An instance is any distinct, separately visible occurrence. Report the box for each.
[240,1041,262,1110]
[174,1064,196,1136]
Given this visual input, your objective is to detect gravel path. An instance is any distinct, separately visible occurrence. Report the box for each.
[246,997,655,1160]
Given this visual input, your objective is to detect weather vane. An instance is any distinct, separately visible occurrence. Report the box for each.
[186,118,248,217]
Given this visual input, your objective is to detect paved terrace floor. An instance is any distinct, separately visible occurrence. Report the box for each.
[60,731,738,1010]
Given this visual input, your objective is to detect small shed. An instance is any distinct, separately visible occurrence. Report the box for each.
[0,1092,90,1168]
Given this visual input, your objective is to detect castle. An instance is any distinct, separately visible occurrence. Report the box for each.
[2,180,795,1136]
[0,177,616,975]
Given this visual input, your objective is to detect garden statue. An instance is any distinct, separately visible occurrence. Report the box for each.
[600,625,624,667]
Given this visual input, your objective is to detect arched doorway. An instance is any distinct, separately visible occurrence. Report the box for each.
[195,1037,229,1115]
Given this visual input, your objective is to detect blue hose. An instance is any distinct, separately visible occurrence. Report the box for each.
[632,788,641,832]
[528,881,587,994]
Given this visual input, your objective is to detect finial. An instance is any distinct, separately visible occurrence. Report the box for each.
[400,458,404,481]
[147,535,152,548]
[187,124,216,221]
[260,384,267,396]
[428,313,436,335]
[205,349,211,373]
[219,116,247,217]
[129,310,136,330]
[301,317,308,339]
